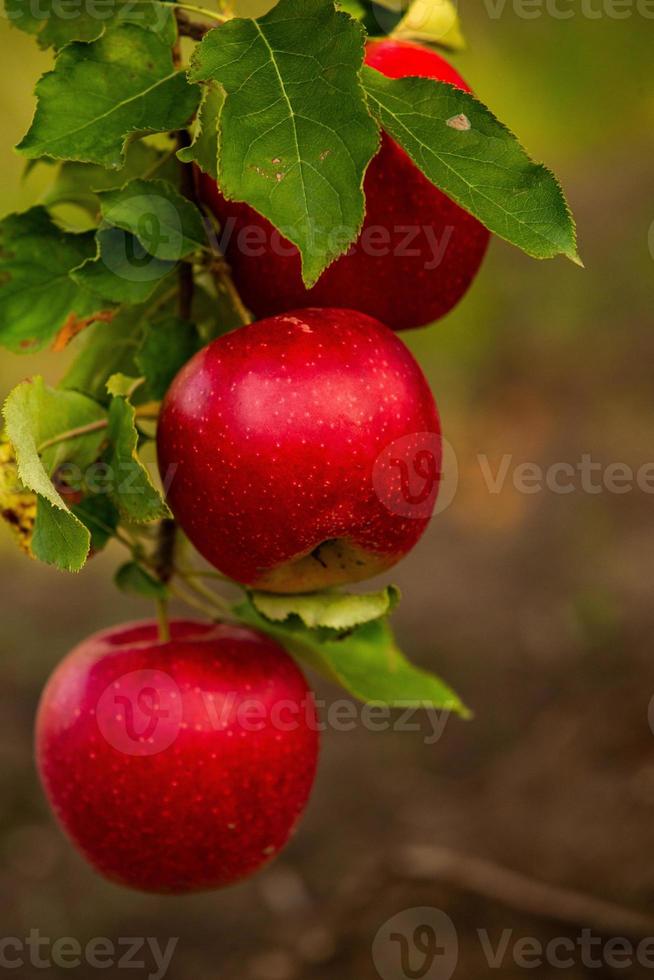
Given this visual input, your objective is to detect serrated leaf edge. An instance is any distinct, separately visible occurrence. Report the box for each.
[362,67,580,264]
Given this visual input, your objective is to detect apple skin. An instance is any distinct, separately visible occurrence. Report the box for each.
[196,38,490,332]
[157,308,441,593]
[36,620,319,894]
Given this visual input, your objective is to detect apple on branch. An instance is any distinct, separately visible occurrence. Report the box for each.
[36,620,319,894]
[156,308,442,593]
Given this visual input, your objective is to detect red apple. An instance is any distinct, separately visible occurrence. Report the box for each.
[36,620,319,893]
[157,308,441,592]
[197,39,490,332]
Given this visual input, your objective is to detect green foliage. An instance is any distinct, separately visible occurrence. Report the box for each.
[251,585,400,632]
[362,67,580,263]
[71,495,120,553]
[192,279,245,343]
[177,82,224,180]
[0,208,103,353]
[105,393,170,522]
[30,497,91,572]
[5,378,107,476]
[105,373,143,398]
[1,373,169,570]
[136,316,201,399]
[115,560,169,598]
[5,0,175,50]
[236,600,469,716]
[41,144,178,215]
[97,179,208,260]
[72,227,176,304]
[60,308,147,404]
[0,0,584,716]
[190,0,380,286]
[61,296,207,404]
[17,24,201,168]
[2,378,107,570]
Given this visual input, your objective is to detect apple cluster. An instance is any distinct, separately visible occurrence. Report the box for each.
[36,41,489,894]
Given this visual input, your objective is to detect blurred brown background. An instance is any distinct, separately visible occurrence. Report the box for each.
[1,1,654,977]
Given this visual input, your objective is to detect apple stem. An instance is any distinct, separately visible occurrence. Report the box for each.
[167,581,221,620]
[179,572,233,618]
[153,518,178,583]
[176,566,230,582]
[168,2,229,25]
[156,598,171,643]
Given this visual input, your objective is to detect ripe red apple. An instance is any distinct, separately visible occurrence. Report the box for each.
[196,39,490,332]
[36,620,319,893]
[157,308,441,592]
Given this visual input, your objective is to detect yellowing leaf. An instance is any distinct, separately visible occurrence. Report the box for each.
[392,0,465,51]
[0,439,36,557]
[251,586,400,631]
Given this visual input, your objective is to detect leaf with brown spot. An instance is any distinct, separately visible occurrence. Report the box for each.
[190,0,380,287]
[0,208,105,353]
[362,67,580,263]
[51,310,116,353]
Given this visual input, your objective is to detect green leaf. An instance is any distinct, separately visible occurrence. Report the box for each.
[0,208,103,353]
[2,377,107,571]
[236,601,469,716]
[251,585,400,632]
[190,281,240,343]
[5,378,107,476]
[41,144,178,215]
[105,373,143,398]
[5,0,175,50]
[17,24,201,168]
[362,67,580,263]
[30,497,90,571]
[177,82,224,180]
[190,0,380,287]
[72,227,176,304]
[106,394,170,522]
[71,495,120,552]
[391,0,465,50]
[115,560,168,598]
[135,316,201,399]
[98,179,208,260]
[60,306,147,404]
